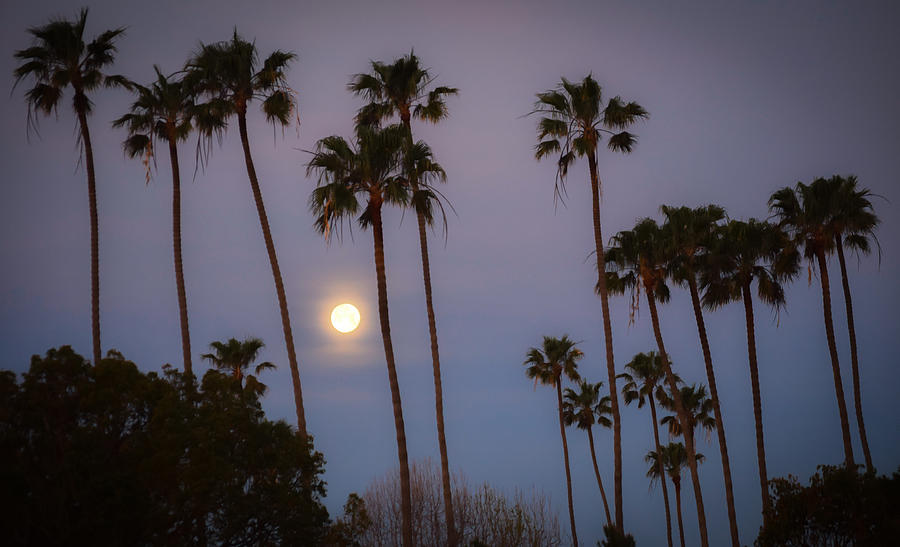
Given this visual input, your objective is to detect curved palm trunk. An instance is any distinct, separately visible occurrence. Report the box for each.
[371,204,413,547]
[687,275,739,545]
[236,111,307,438]
[740,283,771,520]
[167,133,192,375]
[673,477,686,547]
[403,109,457,547]
[587,427,612,526]
[587,152,623,531]
[646,290,709,547]
[815,250,855,468]
[835,236,873,472]
[415,209,457,546]
[649,396,675,547]
[556,380,578,547]
[75,101,101,366]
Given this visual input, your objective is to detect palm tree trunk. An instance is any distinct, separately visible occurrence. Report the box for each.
[646,290,709,547]
[650,389,675,547]
[587,151,623,531]
[167,133,192,376]
[673,478,686,547]
[414,207,457,547]
[835,236,873,472]
[75,101,101,366]
[556,380,578,547]
[815,249,855,468]
[371,203,414,547]
[687,275,739,545]
[587,428,612,526]
[741,283,771,520]
[402,111,457,546]
[236,111,307,438]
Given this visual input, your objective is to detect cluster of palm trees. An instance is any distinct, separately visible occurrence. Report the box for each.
[523,175,880,546]
[14,9,461,547]
[14,8,882,547]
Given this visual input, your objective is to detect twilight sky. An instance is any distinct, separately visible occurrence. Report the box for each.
[2,0,899,544]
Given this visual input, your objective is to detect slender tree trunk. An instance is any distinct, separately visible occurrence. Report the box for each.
[236,111,307,438]
[75,101,101,366]
[587,152,623,531]
[673,478,686,547]
[167,133,192,376]
[687,275,739,545]
[415,207,457,546]
[402,110,458,547]
[741,283,771,520]
[815,249,855,468]
[650,393,675,547]
[556,379,578,547]
[646,290,709,547]
[835,236,874,472]
[371,203,413,547]
[587,428,612,526]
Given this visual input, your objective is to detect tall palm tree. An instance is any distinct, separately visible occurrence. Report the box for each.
[349,53,460,545]
[562,380,613,527]
[185,31,307,437]
[825,175,880,472]
[618,351,677,547]
[307,123,415,547]
[533,75,647,531]
[605,218,709,547]
[661,204,740,546]
[524,335,584,547]
[202,337,276,395]
[13,8,129,367]
[769,184,855,468]
[702,218,795,520]
[659,384,717,444]
[112,67,197,375]
[646,443,705,547]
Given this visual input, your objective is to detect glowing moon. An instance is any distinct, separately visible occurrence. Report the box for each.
[331,303,360,333]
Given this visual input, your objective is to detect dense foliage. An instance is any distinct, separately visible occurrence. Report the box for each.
[0,346,328,546]
[755,465,900,546]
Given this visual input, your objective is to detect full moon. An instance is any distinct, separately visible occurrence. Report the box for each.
[331,303,361,333]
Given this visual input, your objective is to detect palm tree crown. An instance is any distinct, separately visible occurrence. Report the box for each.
[202,337,276,394]
[349,51,458,127]
[619,351,680,408]
[533,75,647,200]
[524,335,583,387]
[660,384,717,441]
[563,380,612,430]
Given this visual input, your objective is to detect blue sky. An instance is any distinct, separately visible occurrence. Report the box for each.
[3,1,899,544]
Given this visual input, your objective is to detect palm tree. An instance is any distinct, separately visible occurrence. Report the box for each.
[13,8,129,367]
[769,184,855,468]
[349,53,460,545]
[533,75,647,531]
[660,384,717,444]
[825,175,880,472]
[202,337,276,395]
[562,380,613,527]
[661,204,740,546]
[307,123,415,547]
[646,443,705,547]
[524,335,584,547]
[605,218,709,547]
[112,67,197,375]
[184,31,307,437]
[701,218,796,520]
[618,351,677,547]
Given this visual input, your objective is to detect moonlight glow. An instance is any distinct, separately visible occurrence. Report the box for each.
[331,303,360,333]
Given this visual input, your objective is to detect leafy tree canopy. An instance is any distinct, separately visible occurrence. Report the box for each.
[0,346,329,546]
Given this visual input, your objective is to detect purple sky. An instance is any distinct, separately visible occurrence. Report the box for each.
[3,1,899,544]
